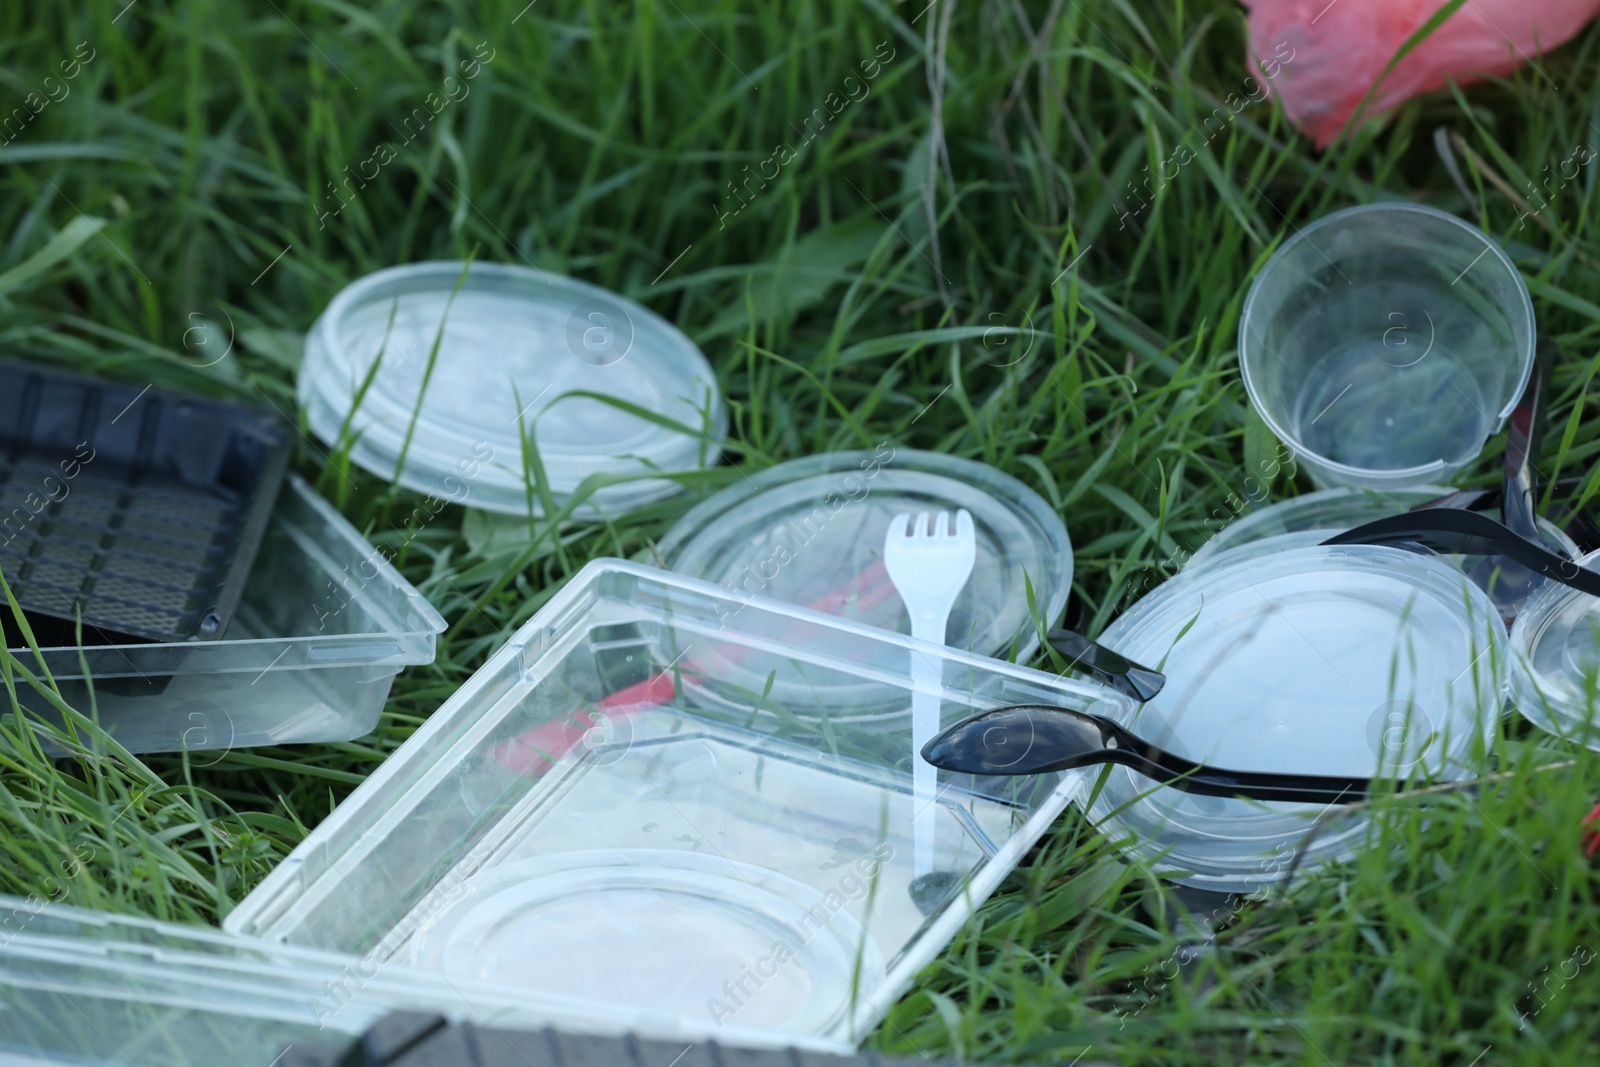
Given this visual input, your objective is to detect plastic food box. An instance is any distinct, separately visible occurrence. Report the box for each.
[0,359,292,647]
[226,560,1134,1051]
[0,894,654,1067]
[1511,545,1600,749]
[3,475,445,753]
[1093,544,1504,893]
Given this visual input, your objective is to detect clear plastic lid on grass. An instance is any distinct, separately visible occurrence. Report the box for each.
[1239,204,1535,491]
[1510,547,1600,749]
[657,449,1072,663]
[224,560,1133,1051]
[299,262,727,518]
[1089,544,1506,894]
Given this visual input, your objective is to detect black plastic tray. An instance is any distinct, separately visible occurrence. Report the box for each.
[0,359,292,648]
[277,1012,1050,1067]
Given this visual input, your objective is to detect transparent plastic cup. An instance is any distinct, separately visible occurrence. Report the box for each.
[1240,204,1535,490]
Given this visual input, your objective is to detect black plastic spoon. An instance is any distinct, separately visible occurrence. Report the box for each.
[921,704,1387,805]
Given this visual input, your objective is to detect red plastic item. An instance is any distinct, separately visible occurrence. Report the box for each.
[490,559,902,777]
[1582,800,1600,857]
[1243,0,1600,148]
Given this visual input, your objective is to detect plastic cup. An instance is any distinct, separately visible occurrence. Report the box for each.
[1240,204,1535,490]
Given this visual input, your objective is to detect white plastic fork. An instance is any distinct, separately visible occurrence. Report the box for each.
[883,508,977,877]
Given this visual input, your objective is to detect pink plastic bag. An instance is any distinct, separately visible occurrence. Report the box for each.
[1243,0,1600,147]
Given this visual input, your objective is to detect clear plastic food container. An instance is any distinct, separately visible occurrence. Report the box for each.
[1091,544,1506,893]
[657,448,1073,667]
[0,893,651,1066]
[225,560,1133,1051]
[5,475,446,753]
[1510,546,1600,749]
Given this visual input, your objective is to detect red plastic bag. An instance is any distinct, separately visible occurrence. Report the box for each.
[1242,0,1600,147]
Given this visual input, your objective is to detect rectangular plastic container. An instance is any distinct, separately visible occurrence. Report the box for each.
[0,359,293,647]
[0,894,850,1063]
[0,894,649,1066]
[3,475,446,753]
[225,560,1132,1051]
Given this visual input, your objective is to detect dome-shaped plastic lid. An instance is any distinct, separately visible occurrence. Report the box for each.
[1089,544,1505,892]
[1510,547,1600,747]
[299,262,727,517]
[657,448,1072,662]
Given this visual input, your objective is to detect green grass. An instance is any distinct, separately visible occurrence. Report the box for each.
[3,1,1600,1063]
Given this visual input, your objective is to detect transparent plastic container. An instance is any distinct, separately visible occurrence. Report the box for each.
[656,449,1073,717]
[225,560,1134,1050]
[1091,544,1506,893]
[4,476,445,753]
[1510,546,1600,750]
[0,894,656,1066]
[1240,204,1535,490]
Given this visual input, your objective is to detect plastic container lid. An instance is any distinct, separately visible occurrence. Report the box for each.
[1089,544,1506,892]
[1189,486,1577,565]
[657,449,1072,663]
[299,262,727,518]
[1510,547,1600,748]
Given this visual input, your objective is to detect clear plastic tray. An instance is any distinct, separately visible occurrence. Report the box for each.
[4,475,445,753]
[225,560,1133,1050]
[0,894,662,1066]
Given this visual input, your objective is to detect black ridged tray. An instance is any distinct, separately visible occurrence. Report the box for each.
[0,359,292,648]
[275,1012,1089,1067]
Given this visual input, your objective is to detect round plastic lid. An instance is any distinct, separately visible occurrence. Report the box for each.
[1089,544,1505,892]
[658,449,1072,662]
[1510,547,1600,749]
[299,262,727,517]
[407,850,884,1033]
